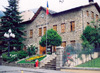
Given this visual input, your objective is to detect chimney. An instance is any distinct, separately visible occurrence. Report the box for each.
[89,0,94,3]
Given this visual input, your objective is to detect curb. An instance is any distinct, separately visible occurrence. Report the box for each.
[61,67,100,71]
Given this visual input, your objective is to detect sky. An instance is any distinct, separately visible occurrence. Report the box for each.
[0,0,100,12]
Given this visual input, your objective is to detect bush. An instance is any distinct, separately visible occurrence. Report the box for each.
[27,45,36,56]
[2,51,18,63]
[17,50,28,59]
[2,50,28,63]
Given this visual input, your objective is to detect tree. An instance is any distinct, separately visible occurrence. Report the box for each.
[0,0,25,51]
[39,29,62,47]
[81,26,100,51]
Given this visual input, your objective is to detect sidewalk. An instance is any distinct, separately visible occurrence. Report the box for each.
[61,67,100,73]
[0,66,73,73]
[61,69,100,73]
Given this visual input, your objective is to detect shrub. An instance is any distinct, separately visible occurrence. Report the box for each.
[27,45,36,56]
[2,51,18,63]
[17,50,28,59]
[2,50,28,63]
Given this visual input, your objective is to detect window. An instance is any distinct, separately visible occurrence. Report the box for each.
[30,29,33,38]
[43,27,46,35]
[86,11,89,17]
[53,25,57,31]
[96,14,98,21]
[70,21,75,32]
[24,31,27,38]
[39,28,42,36]
[70,40,75,46]
[61,41,66,48]
[61,23,65,33]
[91,11,94,18]
[94,25,97,29]
[87,22,90,26]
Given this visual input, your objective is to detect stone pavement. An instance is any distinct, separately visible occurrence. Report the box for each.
[0,66,73,73]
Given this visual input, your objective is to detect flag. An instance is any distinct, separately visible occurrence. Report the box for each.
[46,1,49,15]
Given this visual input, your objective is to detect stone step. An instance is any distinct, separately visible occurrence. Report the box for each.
[39,53,57,67]
[41,57,56,70]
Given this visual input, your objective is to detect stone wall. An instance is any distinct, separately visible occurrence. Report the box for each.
[23,4,100,54]
[56,46,64,70]
[66,52,99,67]
[2,61,35,68]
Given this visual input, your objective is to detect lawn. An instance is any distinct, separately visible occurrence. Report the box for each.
[17,55,46,64]
[76,57,100,68]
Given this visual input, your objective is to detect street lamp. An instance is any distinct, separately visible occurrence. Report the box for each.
[59,0,64,3]
[4,29,15,57]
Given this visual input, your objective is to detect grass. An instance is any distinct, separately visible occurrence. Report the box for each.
[17,55,46,64]
[76,57,100,68]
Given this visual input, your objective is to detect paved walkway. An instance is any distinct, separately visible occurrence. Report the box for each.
[0,66,73,73]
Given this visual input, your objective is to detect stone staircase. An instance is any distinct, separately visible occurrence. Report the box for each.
[39,53,57,70]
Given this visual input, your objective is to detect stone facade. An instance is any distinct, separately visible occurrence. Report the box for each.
[56,46,64,70]
[23,3,100,54]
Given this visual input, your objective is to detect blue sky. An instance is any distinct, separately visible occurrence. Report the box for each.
[0,0,100,12]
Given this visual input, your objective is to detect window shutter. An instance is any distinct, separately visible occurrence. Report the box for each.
[61,41,66,48]
[53,25,57,31]
[70,22,72,32]
[43,27,46,35]
[70,40,75,46]
[87,22,90,26]
[61,23,65,33]
[30,29,33,38]
[91,11,94,18]
[72,21,75,31]
[39,28,42,36]
[86,11,89,17]
[96,14,98,21]
[24,31,27,38]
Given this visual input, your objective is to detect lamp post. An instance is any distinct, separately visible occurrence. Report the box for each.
[4,29,15,57]
[59,0,64,3]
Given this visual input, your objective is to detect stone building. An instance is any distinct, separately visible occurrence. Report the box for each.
[22,2,100,54]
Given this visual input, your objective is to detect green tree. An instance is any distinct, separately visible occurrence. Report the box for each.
[81,26,100,51]
[0,0,25,51]
[39,29,62,47]
[81,26,97,44]
[91,19,100,51]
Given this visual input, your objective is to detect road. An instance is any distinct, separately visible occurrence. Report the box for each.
[1,66,100,73]
[0,66,73,73]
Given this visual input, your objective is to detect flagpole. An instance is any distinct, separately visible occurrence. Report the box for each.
[46,12,47,54]
[46,1,49,54]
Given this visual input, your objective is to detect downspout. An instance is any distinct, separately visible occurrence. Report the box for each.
[81,9,84,32]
